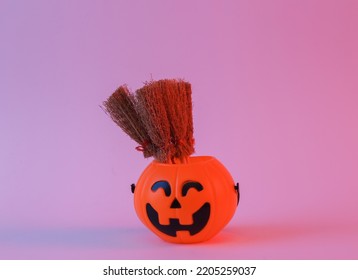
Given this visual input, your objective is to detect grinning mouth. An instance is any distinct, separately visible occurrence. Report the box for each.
[146,203,211,237]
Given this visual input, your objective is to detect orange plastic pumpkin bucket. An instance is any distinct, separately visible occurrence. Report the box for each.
[132,156,239,243]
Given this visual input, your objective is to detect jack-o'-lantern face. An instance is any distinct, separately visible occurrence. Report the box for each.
[146,180,210,237]
[133,156,239,243]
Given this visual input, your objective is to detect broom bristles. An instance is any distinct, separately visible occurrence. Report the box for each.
[103,79,195,163]
[159,79,194,162]
[102,85,154,158]
[136,82,172,163]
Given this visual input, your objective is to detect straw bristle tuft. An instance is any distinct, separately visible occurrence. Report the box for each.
[160,79,195,162]
[103,79,195,163]
[102,85,154,158]
[136,82,172,163]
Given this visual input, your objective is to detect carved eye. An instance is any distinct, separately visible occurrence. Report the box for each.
[151,181,171,197]
[182,181,203,197]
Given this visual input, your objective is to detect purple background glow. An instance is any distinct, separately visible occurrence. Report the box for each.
[1,0,358,259]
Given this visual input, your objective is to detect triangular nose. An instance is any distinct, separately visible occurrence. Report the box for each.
[170,198,181,209]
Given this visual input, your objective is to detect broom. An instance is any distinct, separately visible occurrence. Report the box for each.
[157,79,194,163]
[102,85,154,158]
[135,81,172,163]
[103,79,195,164]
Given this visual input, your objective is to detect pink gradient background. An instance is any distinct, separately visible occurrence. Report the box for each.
[1,0,357,259]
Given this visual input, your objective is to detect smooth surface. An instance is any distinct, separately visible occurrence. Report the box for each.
[1,0,357,259]
[133,156,237,243]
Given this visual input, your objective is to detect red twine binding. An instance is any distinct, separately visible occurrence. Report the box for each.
[135,140,149,152]
[135,138,195,152]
